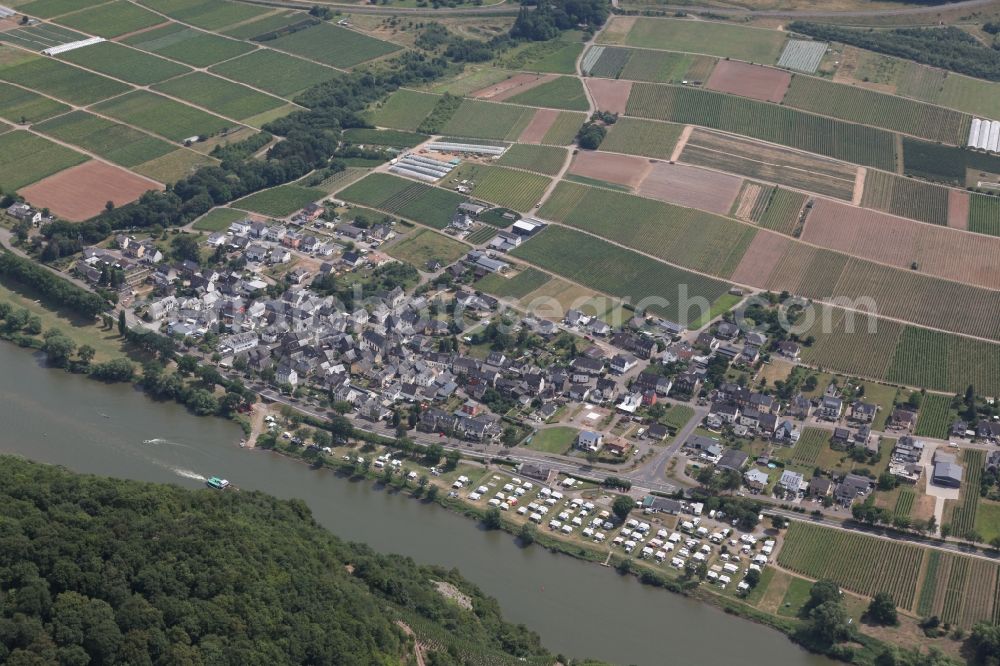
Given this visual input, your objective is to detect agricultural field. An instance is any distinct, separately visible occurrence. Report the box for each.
[538,181,755,279]
[915,551,999,627]
[192,207,246,232]
[789,428,828,466]
[902,137,1000,187]
[153,72,287,122]
[59,42,190,86]
[367,89,439,132]
[132,148,216,183]
[34,111,175,168]
[93,90,233,142]
[451,164,550,212]
[338,172,415,209]
[514,40,583,75]
[886,327,1000,396]
[681,128,857,201]
[627,83,897,170]
[123,23,255,67]
[0,130,87,192]
[475,267,550,299]
[266,22,400,69]
[619,48,716,84]
[507,76,589,111]
[705,61,790,104]
[232,184,323,217]
[583,46,630,78]
[510,225,732,325]
[209,50,339,98]
[539,111,586,145]
[949,449,984,540]
[53,1,164,38]
[778,521,922,609]
[464,225,497,245]
[968,193,1000,237]
[442,99,536,141]
[777,40,827,73]
[798,306,904,381]
[14,0,95,19]
[600,118,683,160]
[757,188,806,235]
[342,128,426,149]
[0,22,86,51]
[135,0,271,31]
[497,144,567,176]
[618,18,786,64]
[893,488,915,519]
[914,393,954,439]
[782,75,970,145]
[0,81,67,123]
[387,228,467,267]
[338,173,465,229]
[221,11,305,40]
[859,170,950,226]
[0,53,131,106]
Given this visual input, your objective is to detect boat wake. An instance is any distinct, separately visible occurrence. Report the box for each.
[170,467,206,482]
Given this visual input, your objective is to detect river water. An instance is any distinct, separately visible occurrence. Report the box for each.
[0,342,830,666]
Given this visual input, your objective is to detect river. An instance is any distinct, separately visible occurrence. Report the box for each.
[0,342,831,666]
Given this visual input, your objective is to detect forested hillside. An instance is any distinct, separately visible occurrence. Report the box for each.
[0,457,571,665]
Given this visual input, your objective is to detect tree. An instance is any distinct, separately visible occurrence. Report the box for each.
[970,622,1000,663]
[483,508,502,530]
[117,310,127,337]
[518,523,536,546]
[77,344,95,364]
[808,600,853,645]
[744,568,761,589]
[805,579,841,612]
[612,495,635,522]
[866,591,898,626]
[42,333,76,367]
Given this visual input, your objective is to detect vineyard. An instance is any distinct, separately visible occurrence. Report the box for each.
[915,551,1000,626]
[537,181,757,278]
[782,75,971,145]
[338,173,465,228]
[859,170,950,226]
[894,488,915,519]
[627,83,897,170]
[475,267,550,299]
[442,99,535,141]
[948,449,984,539]
[731,182,771,223]
[619,48,716,84]
[539,111,586,145]
[622,17,786,64]
[758,188,805,235]
[887,326,1000,396]
[914,393,954,439]
[509,226,732,325]
[497,144,567,175]
[464,226,498,245]
[453,164,551,212]
[586,46,631,78]
[969,193,1000,237]
[778,522,923,609]
[790,428,828,465]
[601,117,685,159]
[798,306,903,380]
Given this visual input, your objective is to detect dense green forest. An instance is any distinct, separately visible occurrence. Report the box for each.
[0,457,572,665]
[789,23,1000,82]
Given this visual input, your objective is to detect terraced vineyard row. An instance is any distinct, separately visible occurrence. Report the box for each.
[894,488,915,519]
[860,170,950,226]
[914,393,953,439]
[790,428,827,465]
[627,83,897,170]
[758,188,805,235]
[779,522,923,608]
[783,75,971,145]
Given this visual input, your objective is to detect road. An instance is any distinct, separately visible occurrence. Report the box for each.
[617,0,998,18]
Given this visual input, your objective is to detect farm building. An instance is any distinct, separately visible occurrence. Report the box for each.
[932,450,963,488]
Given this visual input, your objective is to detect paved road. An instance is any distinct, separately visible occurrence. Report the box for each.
[632,0,998,18]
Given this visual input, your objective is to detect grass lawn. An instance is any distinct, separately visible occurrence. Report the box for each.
[661,404,695,433]
[525,426,578,454]
[776,576,812,617]
[975,499,1000,544]
[191,207,246,231]
[386,228,467,267]
[476,267,550,299]
[232,184,324,217]
[521,41,583,75]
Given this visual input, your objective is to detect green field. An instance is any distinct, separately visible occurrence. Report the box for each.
[153,72,287,121]
[464,225,498,245]
[267,22,399,68]
[442,99,535,141]
[886,326,1000,396]
[386,228,467,267]
[789,428,828,466]
[757,188,805,235]
[232,184,323,217]
[524,426,578,454]
[600,117,683,159]
[136,0,271,31]
[894,488,915,519]
[969,193,1000,237]
[949,449,984,540]
[221,11,304,39]
[859,169,949,226]
[453,164,550,211]
[133,148,216,183]
[338,173,466,229]
[621,18,786,64]
[0,81,68,123]
[192,207,246,231]
[54,1,163,38]
[510,225,732,325]
[59,41,190,85]
[914,393,954,439]
[621,48,716,84]
[778,521,922,609]
[541,111,586,146]
[902,136,1000,187]
[627,83,896,170]
[209,49,339,97]
[123,23,255,67]
[0,130,87,191]
[475,267,550,299]
[368,89,440,132]
[497,144,567,175]
[16,0,97,18]
[538,181,755,279]
[34,111,175,168]
[975,501,1000,545]
[518,40,582,75]
[507,76,589,111]
[0,54,131,105]
[782,75,970,146]
[94,90,233,142]
[342,128,426,148]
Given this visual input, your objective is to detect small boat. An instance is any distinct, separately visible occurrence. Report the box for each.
[239,439,246,448]
[206,477,230,490]
[99,413,110,419]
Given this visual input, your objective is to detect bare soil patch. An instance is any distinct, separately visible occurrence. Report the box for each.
[518,108,559,144]
[471,73,554,101]
[705,60,791,103]
[852,167,866,206]
[586,78,632,115]
[636,162,742,214]
[802,198,1000,290]
[669,124,692,162]
[568,150,651,188]
[947,189,970,230]
[20,161,160,221]
[730,231,791,286]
